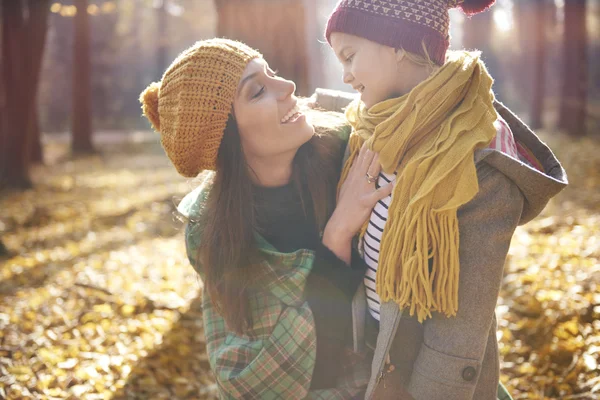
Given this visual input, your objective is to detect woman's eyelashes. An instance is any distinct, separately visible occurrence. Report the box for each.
[251,69,279,99]
[252,86,265,99]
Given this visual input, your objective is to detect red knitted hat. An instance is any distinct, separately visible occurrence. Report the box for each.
[325,0,496,65]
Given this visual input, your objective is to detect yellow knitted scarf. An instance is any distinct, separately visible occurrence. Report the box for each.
[340,51,498,322]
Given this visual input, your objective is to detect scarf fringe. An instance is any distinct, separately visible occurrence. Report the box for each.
[376,200,460,321]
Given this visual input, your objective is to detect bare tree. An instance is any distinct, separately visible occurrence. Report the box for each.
[529,0,550,130]
[462,8,494,64]
[28,1,50,163]
[156,0,168,80]
[559,0,588,136]
[0,238,8,256]
[0,0,50,189]
[72,0,94,153]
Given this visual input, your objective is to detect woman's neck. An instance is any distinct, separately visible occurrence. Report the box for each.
[246,152,296,187]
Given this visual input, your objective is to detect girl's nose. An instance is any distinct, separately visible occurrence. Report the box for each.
[343,70,353,84]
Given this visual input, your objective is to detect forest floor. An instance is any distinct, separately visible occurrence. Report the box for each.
[0,130,598,400]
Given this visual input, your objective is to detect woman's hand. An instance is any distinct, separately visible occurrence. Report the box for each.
[322,142,394,263]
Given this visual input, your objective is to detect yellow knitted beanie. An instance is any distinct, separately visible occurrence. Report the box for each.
[140,39,262,176]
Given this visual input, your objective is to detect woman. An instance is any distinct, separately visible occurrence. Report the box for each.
[139,38,392,398]
[317,0,568,399]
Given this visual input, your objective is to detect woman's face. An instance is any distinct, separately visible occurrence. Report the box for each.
[232,58,314,167]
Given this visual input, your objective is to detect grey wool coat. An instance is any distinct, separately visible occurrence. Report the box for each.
[313,89,568,400]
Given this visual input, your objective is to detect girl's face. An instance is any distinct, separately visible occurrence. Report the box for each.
[330,32,420,108]
[232,58,314,166]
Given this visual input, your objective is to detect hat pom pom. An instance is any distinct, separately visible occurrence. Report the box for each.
[455,0,496,16]
[140,82,161,132]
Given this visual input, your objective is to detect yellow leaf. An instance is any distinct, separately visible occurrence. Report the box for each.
[583,354,598,371]
[7,365,31,375]
[93,304,113,315]
[57,358,78,369]
[120,304,136,317]
[177,344,191,356]
[70,384,90,397]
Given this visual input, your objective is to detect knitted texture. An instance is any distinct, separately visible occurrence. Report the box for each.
[339,51,497,321]
[140,39,261,177]
[325,0,494,65]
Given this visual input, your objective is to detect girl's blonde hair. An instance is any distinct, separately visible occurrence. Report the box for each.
[398,40,442,76]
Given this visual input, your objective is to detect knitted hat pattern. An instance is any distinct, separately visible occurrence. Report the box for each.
[325,0,496,65]
[140,39,262,177]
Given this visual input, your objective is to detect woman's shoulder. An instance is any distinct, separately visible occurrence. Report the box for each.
[177,172,215,221]
[178,172,214,272]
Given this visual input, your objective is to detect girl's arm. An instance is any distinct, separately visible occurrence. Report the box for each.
[406,164,524,399]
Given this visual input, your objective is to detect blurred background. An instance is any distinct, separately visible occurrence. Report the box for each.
[0,1,599,399]
[1,0,599,187]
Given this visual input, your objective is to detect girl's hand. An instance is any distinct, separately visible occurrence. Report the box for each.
[322,142,394,262]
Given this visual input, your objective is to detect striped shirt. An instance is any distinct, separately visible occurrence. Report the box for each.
[363,117,520,320]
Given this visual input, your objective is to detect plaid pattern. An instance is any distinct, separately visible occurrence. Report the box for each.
[181,185,370,399]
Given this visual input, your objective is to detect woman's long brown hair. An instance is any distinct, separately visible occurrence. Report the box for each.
[197,109,347,333]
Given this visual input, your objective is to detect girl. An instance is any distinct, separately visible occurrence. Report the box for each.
[321,0,568,399]
[139,38,393,399]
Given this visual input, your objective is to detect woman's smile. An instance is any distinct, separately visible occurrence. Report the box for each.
[280,104,299,123]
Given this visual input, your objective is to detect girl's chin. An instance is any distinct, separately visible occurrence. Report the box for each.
[362,95,394,109]
[360,94,374,108]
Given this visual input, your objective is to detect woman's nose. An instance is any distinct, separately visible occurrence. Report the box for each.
[276,77,296,100]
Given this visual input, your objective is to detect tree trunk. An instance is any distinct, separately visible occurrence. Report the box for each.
[462,9,493,54]
[27,0,50,164]
[0,238,8,256]
[513,1,535,120]
[559,0,587,136]
[72,0,94,154]
[530,0,548,130]
[1,1,30,189]
[91,4,118,129]
[156,0,168,80]
[462,9,502,99]
[30,113,43,164]
[215,0,312,96]
[0,0,48,189]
